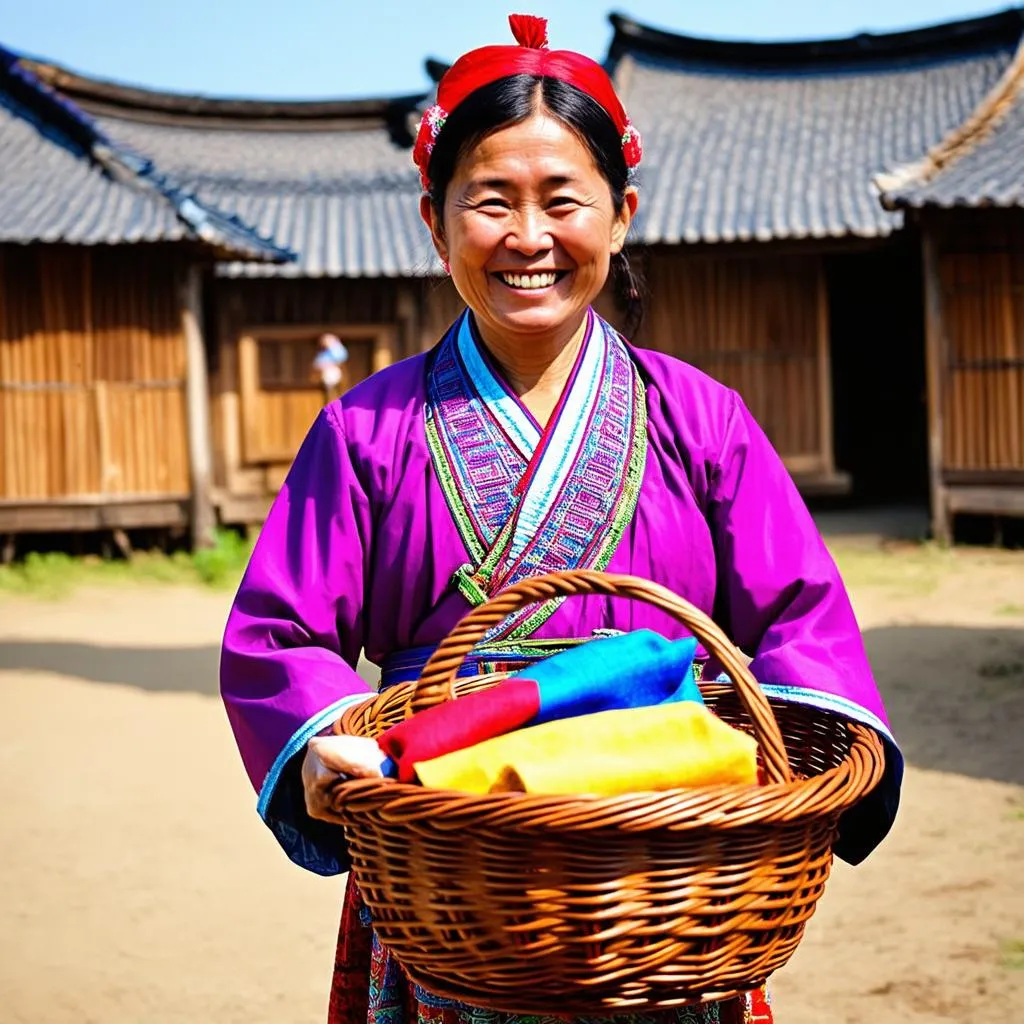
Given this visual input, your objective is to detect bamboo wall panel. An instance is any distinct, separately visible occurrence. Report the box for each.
[939,232,1024,473]
[638,251,826,466]
[0,245,189,502]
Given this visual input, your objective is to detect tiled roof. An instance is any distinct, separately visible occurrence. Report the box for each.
[18,59,435,277]
[92,112,434,278]
[877,34,1024,208]
[0,48,290,261]
[9,9,1024,274]
[609,9,1024,242]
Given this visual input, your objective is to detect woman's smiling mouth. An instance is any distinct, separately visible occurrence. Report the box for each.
[495,271,569,290]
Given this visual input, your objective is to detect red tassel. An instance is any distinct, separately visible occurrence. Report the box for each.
[508,14,549,49]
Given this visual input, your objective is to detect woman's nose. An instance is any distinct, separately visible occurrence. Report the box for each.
[505,210,553,255]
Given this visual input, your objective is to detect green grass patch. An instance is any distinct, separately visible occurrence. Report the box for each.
[0,530,253,599]
[828,540,946,597]
[999,938,1024,970]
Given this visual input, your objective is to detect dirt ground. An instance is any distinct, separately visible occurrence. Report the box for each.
[1,520,1022,1023]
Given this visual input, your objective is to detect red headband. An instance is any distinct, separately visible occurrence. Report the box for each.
[413,14,642,192]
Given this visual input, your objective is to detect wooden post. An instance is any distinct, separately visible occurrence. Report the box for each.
[181,264,216,550]
[922,225,951,545]
[372,326,396,374]
[816,257,836,476]
[395,283,418,364]
[237,334,260,465]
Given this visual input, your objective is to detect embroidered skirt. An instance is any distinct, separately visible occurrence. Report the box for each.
[328,883,774,1024]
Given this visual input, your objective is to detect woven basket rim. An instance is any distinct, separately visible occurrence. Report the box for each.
[332,712,885,833]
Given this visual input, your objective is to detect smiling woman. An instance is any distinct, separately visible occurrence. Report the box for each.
[220,14,901,1024]
[418,78,638,424]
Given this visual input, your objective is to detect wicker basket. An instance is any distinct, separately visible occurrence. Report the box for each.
[328,570,886,1013]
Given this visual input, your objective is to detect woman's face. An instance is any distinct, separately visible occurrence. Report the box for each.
[421,111,637,349]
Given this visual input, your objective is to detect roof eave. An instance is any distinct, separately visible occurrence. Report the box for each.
[19,56,428,128]
[607,7,1024,69]
[875,27,1024,210]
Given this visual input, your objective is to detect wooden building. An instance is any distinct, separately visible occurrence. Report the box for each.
[3,9,1024,544]
[19,58,469,526]
[879,35,1024,541]
[604,9,1024,501]
[0,49,287,549]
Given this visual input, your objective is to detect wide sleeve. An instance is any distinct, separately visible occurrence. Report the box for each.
[706,391,903,865]
[220,403,374,875]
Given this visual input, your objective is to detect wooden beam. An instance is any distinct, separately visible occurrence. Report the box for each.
[943,469,1024,486]
[946,485,1024,517]
[790,469,853,497]
[215,492,275,526]
[922,228,951,545]
[181,264,216,549]
[0,497,189,533]
[240,322,392,342]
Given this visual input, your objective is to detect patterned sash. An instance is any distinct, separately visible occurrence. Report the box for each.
[424,307,647,641]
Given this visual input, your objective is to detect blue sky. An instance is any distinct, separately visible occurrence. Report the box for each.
[0,0,1014,99]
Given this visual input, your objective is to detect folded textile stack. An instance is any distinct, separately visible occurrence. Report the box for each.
[329,630,761,796]
[415,699,759,795]
[378,629,702,782]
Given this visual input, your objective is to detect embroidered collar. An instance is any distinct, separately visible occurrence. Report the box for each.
[425,308,647,640]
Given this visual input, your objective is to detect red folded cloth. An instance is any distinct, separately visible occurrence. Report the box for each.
[377,677,540,782]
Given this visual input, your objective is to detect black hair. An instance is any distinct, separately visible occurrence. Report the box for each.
[426,75,644,337]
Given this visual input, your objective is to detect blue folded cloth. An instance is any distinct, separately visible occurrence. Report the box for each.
[527,629,701,722]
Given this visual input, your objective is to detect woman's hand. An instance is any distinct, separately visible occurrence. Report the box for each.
[302,735,386,822]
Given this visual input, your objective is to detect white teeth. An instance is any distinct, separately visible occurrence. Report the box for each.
[501,272,558,289]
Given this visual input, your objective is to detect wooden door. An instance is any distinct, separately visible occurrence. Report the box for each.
[237,323,394,467]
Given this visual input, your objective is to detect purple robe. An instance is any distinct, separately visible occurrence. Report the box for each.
[220,310,901,879]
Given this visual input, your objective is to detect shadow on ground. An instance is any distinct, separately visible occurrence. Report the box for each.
[861,624,1023,787]
[0,643,381,696]
[0,624,1020,784]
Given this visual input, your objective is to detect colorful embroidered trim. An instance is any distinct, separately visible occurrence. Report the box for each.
[424,308,648,641]
[424,313,525,564]
[380,636,594,689]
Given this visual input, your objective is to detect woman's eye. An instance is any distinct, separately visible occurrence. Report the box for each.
[476,198,509,209]
[549,196,580,209]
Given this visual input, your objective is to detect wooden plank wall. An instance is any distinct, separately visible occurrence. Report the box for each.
[0,245,190,502]
[936,216,1024,475]
[637,249,830,472]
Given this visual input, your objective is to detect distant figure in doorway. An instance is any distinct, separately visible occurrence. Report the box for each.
[312,332,349,402]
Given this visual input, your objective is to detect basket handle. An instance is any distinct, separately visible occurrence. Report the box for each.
[411,569,793,785]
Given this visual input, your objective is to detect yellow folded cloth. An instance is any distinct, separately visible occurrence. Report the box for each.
[413,701,759,796]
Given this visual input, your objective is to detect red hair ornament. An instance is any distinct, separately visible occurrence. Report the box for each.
[413,14,642,191]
